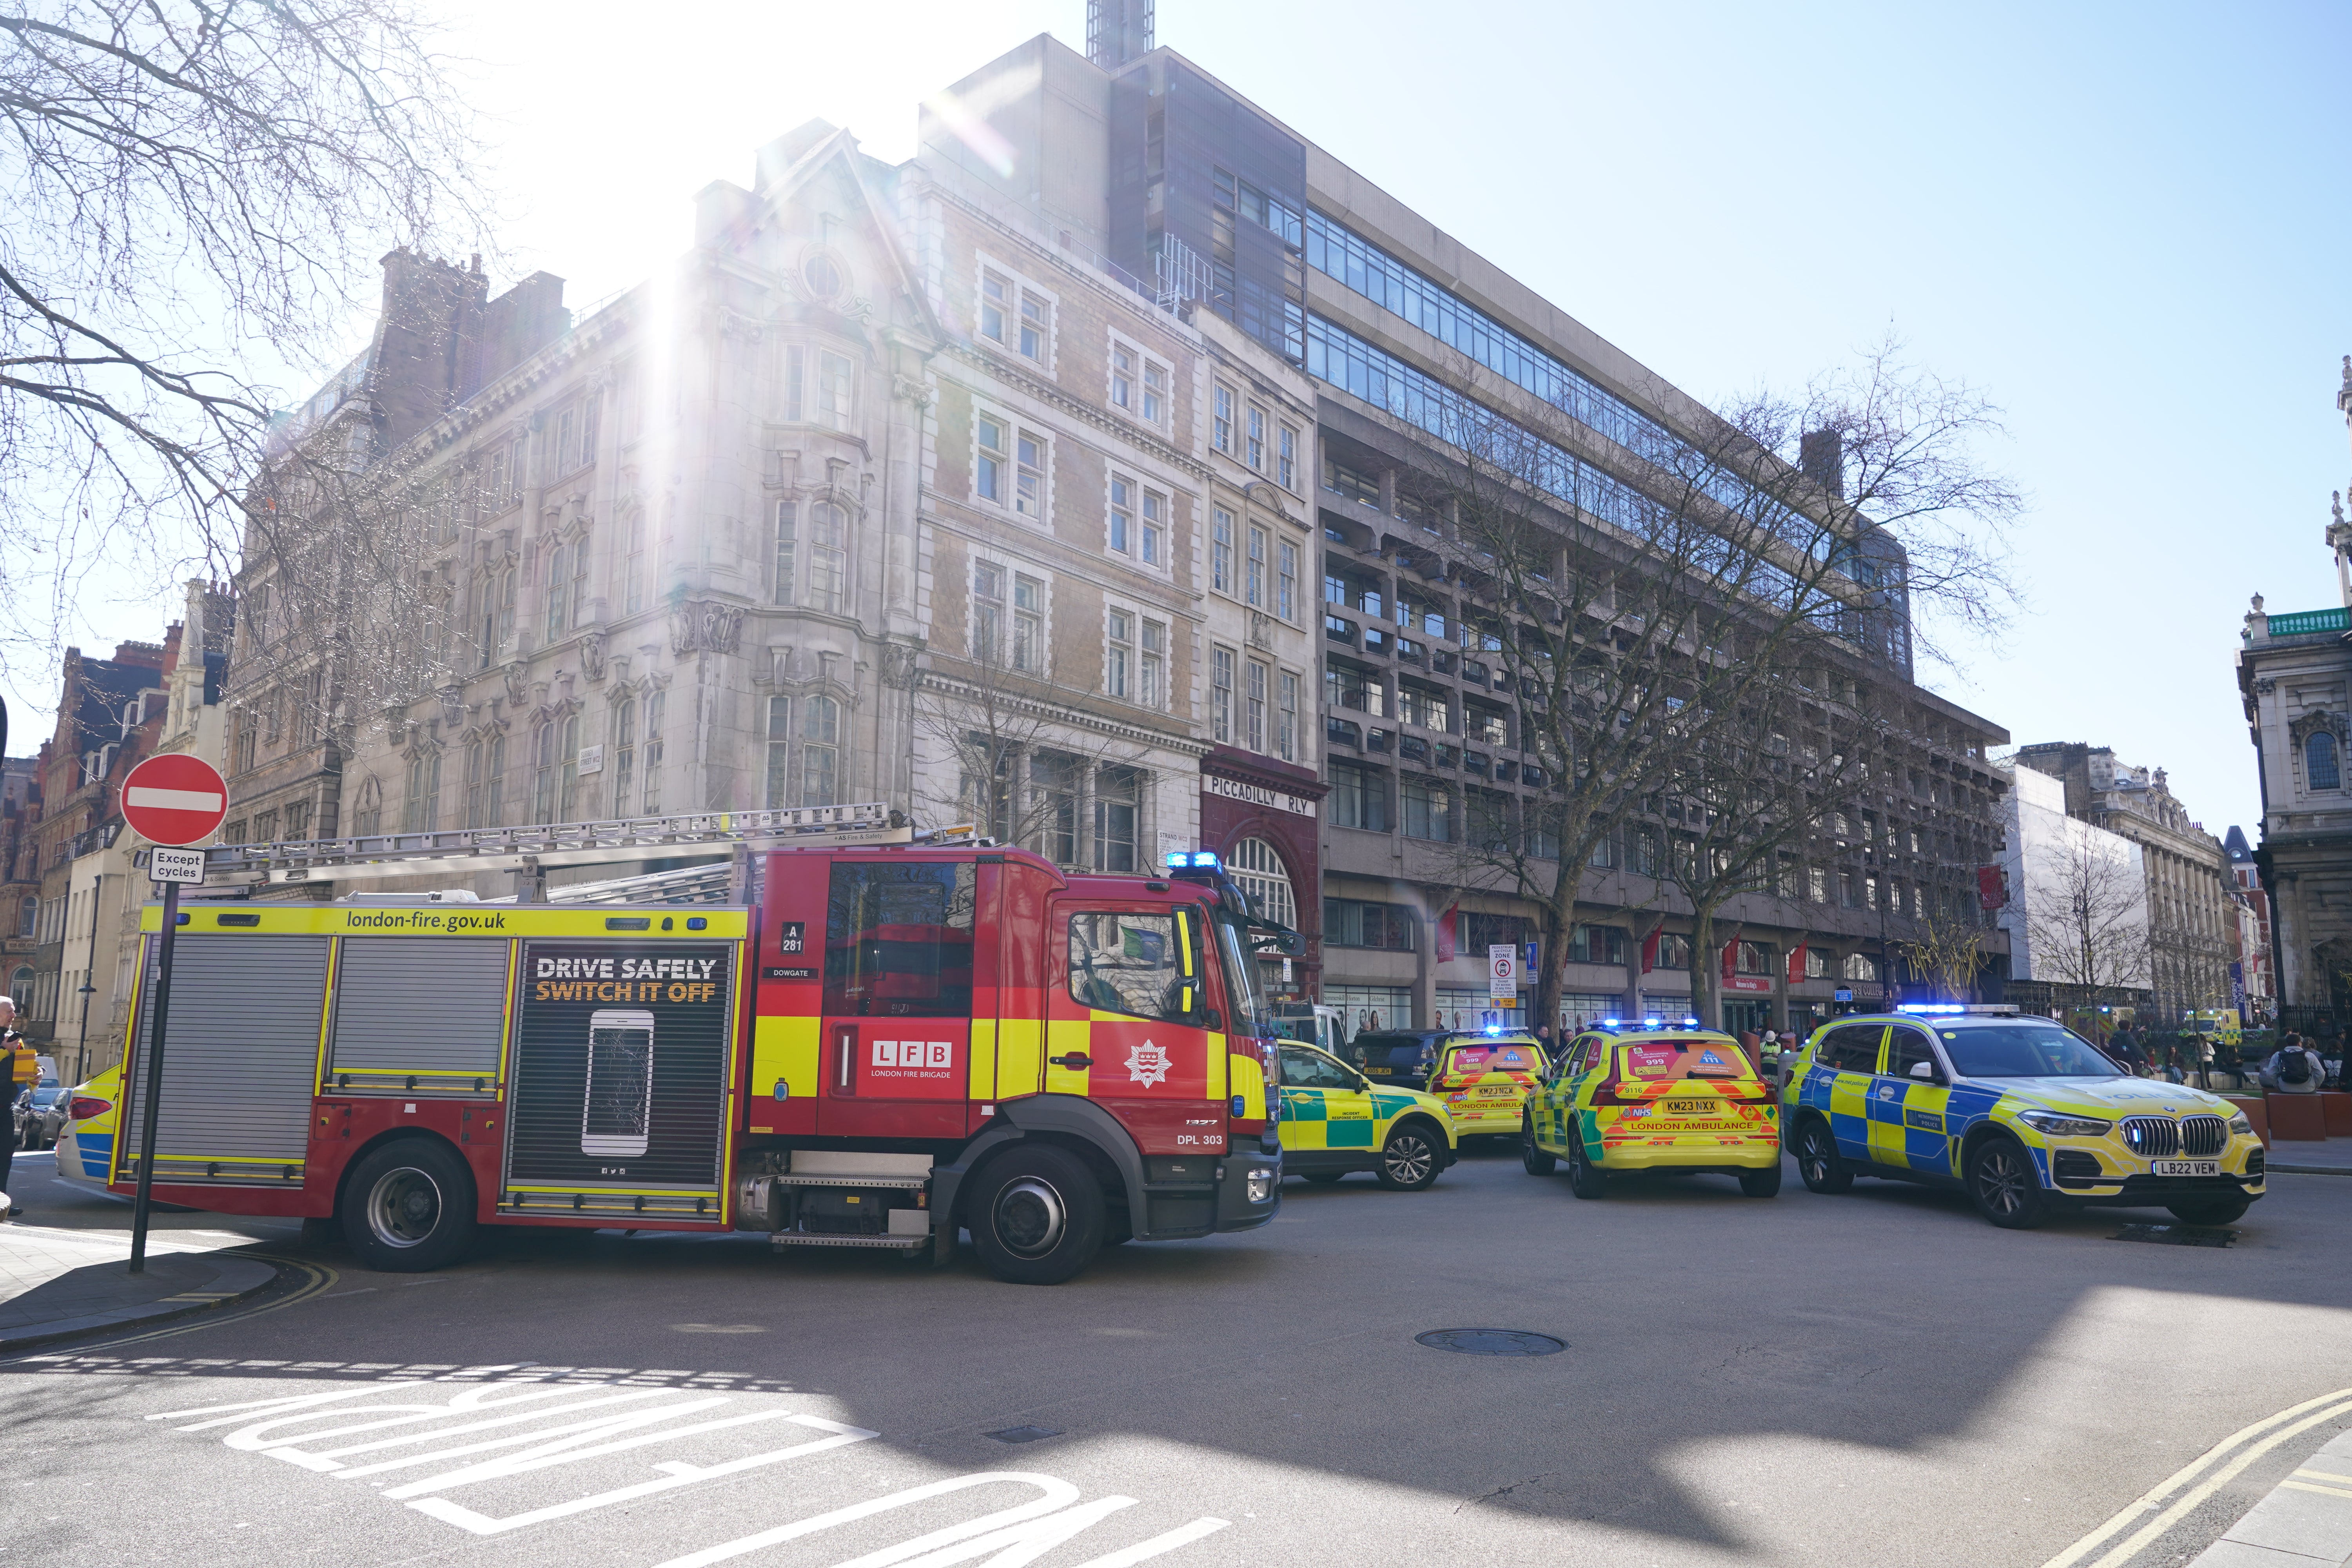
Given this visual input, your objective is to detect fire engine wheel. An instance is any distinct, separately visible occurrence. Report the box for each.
[341,1138,478,1273]
[968,1146,1105,1285]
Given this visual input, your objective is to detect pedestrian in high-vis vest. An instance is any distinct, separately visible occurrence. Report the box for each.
[0,996,34,1216]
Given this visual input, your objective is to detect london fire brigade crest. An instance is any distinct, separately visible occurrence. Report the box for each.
[1127,1039,1172,1088]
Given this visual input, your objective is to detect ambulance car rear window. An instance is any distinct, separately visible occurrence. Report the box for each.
[1941,1024,2123,1080]
[1445,1044,1542,1073]
[1616,1041,1752,1080]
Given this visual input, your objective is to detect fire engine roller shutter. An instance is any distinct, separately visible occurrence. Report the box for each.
[328,937,509,1080]
[122,933,330,1169]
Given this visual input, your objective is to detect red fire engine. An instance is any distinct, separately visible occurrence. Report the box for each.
[108,806,1288,1283]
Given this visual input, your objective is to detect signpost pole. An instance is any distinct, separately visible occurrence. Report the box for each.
[127,877,178,1275]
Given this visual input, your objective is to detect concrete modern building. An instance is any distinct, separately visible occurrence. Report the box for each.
[1995,758,2152,1017]
[2012,743,2232,1025]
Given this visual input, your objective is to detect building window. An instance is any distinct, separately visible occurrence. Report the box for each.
[232,710,258,774]
[1143,358,1167,425]
[1214,385,1235,453]
[1015,430,1045,518]
[1141,488,1164,566]
[1093,765,1140,871]
[976,416,1007,506]
[807,501,847,613]
[545,539,585,640]
[403,751,440,833]
[1246,405,1266,470]
[1328,761,1386,831]
[1106,610,1132,700]
[1402,777,1451,841]
[611,697,637,817]
[802,695,839,806]
[1324,457,1380,506]
[1844,952,1877,982]
[803,253,843,299]
[1278,424,1298,490]
[1031,752,1079,864]
[1212,646,1235,742]
[18,897,34,937]
[1246,659,1268,752]
[1111,341,1135,413]
[641,691,664,814]
[1277,670,1298,761]
[533,715,579,823]
[981,267,1051,362]
[816,350,854,432]
[1109,474,1134,557]
[761,695,792,809]
[1245,525,1267,608]
[1325,898,1413,949]
[784,343,804,422]
[980,270,1011,347]
[2308,730,2341,792]
[775,501,797,605]
[1013,574,1043,673]
[974,561,1005,662]
[1276,539,1298,622]
[1212,508,1235,594]
[1142,619,1165,709]
[1229,838,1296,929]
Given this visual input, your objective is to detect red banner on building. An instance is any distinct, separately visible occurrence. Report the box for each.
[1640,927,1661,975]
[1787,940,1808,983]
[1435,904,1458,964]
[1976,865,2007,911]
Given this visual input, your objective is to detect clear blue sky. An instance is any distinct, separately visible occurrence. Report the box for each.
[18,1,2348,840]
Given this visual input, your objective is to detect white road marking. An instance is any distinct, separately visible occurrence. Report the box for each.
[152,1376,1232,1565]
[126,786,224,812]
[2039,1385,2352,1568]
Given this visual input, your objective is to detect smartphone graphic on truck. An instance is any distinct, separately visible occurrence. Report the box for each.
[583,1009,655,1156]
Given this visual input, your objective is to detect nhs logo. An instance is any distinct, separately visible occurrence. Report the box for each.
[871,1040,954,1070]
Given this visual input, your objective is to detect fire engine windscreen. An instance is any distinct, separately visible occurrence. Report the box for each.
[1215,916,1266,1036]
[824,862,976,1017]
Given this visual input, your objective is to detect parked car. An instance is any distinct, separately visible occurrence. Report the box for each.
[18,1081,72,1149]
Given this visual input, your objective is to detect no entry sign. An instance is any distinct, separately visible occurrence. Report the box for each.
[120,753,228,846]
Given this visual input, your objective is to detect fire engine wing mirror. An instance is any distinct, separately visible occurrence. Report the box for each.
[1254,929,1306,958]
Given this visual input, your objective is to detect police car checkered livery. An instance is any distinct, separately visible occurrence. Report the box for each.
[1782,1006,2265,1229]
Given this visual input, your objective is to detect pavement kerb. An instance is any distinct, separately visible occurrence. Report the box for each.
[0,1249,283,1355]
[2264,1163,2352,1176]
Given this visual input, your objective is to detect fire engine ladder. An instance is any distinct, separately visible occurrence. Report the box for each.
[192,802,922,897]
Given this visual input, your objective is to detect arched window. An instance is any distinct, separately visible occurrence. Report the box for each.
[1228,838,1297,930]
[7,965,29,1009]
[354,775,383,836]
[2308,731,2341,792]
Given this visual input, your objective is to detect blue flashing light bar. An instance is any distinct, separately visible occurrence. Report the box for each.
[1682,1017,1700,1028]
[1164,850,1222,871]
[1898,1003,1968,1015]
[1602,1018,1622,1027]
[1642,1017,1663,1029]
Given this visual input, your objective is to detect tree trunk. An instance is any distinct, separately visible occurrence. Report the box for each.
[1688,906,1720,1031]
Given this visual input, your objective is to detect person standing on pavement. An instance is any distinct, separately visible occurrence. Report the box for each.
[0,996,34,1215]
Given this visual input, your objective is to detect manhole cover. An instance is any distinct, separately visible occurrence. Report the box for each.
[2111,1224,2235,1248]
[1415,1328,1566,1357]
[985,1425,1063,1443]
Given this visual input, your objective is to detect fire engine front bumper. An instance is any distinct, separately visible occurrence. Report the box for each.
[1214,1148,1283,1233]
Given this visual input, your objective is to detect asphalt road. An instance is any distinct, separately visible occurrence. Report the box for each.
[4,1145,2347,1568]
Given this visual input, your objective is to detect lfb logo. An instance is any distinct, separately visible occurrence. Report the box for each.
[871,1040,954,1071]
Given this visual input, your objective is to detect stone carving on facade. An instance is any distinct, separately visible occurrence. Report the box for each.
[579,629,607,683]
[670,599,744,655]
[2288,709,2347,749]
[437,683,466,729]
[880,643,922,690]
[501,660,530,706]
[891,372,932,409]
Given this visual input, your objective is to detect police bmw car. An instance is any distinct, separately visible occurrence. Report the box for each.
[1783,1005,2265,1229]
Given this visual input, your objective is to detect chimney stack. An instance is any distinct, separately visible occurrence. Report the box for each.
[1799,429,1843,500]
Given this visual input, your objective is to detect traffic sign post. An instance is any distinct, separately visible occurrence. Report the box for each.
[1488,944,1518,1003]
[119,755,226,1277]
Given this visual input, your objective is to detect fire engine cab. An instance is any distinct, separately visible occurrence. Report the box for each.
[108,807,1286,1284]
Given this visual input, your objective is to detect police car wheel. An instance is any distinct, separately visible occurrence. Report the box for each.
[1794,1118,1853,1194]
[2167,1197,2250,1226]
[1567,1134,1608,1199]
[1966,1135,2050,1230]
[969,1146,1105,1285]
[1375,1125,1442,1191]
[1521,1118,1557,1176]
[340,1137,477,1272]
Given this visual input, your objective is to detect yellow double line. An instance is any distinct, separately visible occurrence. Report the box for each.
[2041,1386,2352,1568]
